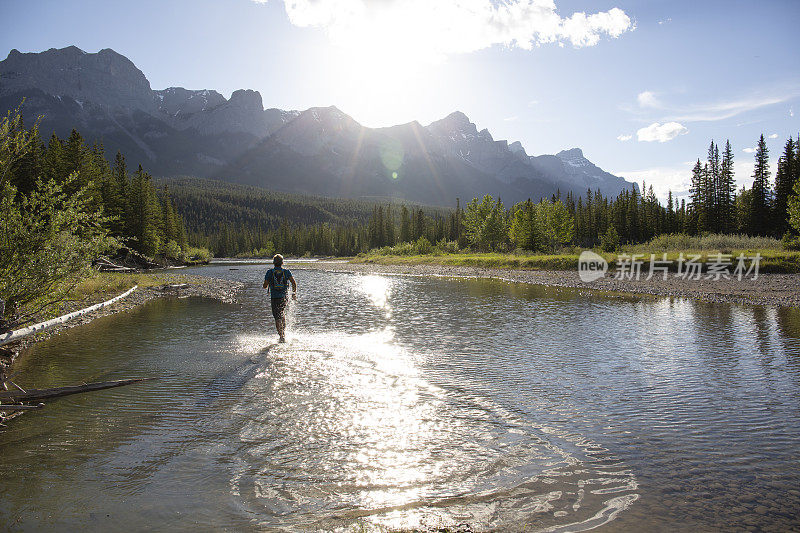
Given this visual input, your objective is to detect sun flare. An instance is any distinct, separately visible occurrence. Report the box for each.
[328,37,435,127]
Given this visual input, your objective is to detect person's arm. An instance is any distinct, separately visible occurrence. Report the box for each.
[290,275,297,299]
[263,271,270,290]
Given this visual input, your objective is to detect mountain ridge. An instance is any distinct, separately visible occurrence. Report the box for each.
[0,46,637,206]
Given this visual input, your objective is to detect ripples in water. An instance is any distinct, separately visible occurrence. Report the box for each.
[228,329,638,532]
[2,266,799,532]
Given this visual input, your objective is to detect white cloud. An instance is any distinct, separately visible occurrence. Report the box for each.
[658,18,672,25]
[637,122,688,143]
[743,147,756,153]
[269,0,634,61]
[616,134,632,141]
[791,107,795,117]
[504,116,519,121]
[637,91,660,108]
[768,133,778,139]
[666,94,794,122]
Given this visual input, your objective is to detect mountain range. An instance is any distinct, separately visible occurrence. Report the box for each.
[0,46,636,206]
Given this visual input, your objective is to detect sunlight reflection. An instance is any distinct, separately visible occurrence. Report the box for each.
[357,275,392,310]
[234,324,640,532]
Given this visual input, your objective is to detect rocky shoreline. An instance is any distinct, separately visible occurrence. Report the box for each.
[301,261,800,308]
[0,273,242,372]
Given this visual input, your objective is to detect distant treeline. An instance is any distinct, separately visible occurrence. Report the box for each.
[168,133,800,257]
[164,178,454,257]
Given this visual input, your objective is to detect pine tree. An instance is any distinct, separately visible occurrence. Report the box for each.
[719,140,735,233]
[689,160,705,234]
[707,141,720,231]
[385,204,396,245]
[666,190,675,233]
[399,205,411,243]
[12,127,43,196]
[774,136,796,237]
[750,134,772,236]
[736,186,753,234]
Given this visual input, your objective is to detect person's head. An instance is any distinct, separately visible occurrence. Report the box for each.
[273,253,284,267]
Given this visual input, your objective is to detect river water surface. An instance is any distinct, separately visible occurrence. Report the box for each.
[2,263,799,531]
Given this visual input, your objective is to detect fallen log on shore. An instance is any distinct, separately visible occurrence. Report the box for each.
[93,257,136,272]
[0,285,138,346]
[0,377,155,403]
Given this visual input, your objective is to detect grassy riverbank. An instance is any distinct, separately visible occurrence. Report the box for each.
[8,271,218,335]
[351,249,800,272]
[350,233,800,273]
[68,271,202,303]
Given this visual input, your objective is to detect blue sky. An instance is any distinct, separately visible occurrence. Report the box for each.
[2,0,799,201]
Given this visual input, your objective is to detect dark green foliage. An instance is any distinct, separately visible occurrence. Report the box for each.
[0,109,116,330]
[719,140,736,233]
[751,134,772,236]
[774,137,797,237]
[600,225,620,252]
[1,114,192,261]
[162,177,459,257]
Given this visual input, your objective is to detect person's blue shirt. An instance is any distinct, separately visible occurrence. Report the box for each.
[264,267,293,299]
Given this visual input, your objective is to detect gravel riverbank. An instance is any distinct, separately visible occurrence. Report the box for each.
[300,261,800,308]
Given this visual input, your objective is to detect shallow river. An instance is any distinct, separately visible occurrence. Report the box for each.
[2,263,799,532]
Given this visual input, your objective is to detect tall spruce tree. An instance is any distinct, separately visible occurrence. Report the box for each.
[719,140,735,233]
[689,159,706,234]
[774,136,797,237]
[707,141,720,231]
[750,134,772,236]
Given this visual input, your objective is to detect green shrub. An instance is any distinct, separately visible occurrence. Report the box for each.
[185,246,212,263]
[435,239,460,254]
[782,232,800,251]
[600,226,620,252]
[636,232,782,252]
[163,239,182,261]
[413,237,433,254]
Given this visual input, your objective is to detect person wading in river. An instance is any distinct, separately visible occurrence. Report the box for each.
[263,254,296,343]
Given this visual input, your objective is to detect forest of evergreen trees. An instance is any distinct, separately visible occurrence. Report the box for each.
[7,107,800,261]
[9,127,191,259]
[173,133,800,257]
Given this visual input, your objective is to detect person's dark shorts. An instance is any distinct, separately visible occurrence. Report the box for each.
[270,296,287,320]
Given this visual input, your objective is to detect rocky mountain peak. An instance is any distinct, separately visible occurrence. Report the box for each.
[0,45,637,204]
[0,45,155,111]
[229,89,263,111]
[556,148,591,168]
[509,140,527,156]
[556,147,585,159]
[428,110,480,140]
[156,87,226,116]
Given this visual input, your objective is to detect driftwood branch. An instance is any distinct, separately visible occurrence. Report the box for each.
[0,403,44,411]
[0,377,155,403]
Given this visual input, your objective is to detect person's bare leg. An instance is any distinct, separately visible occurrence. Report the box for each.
[277,317,286,341]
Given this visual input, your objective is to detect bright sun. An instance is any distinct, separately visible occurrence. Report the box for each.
[317,4,443,127]
[330,45,433,127]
